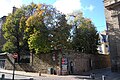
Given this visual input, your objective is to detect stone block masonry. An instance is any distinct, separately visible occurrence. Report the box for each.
[4,51,111,74]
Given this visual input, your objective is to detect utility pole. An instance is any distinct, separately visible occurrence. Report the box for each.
[12,53,18,80]
[12,59,15,80]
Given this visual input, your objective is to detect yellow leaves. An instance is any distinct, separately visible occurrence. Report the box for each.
[26,4,44,25]
[35,4,44,16]
[31,3,37,8]
[20,16,27,29]
[25,27,30,33]
[37,4,42,9]
[38,10,44,16]
[25,4,45,34]
[26,15,42,27]
[26,16,33,27]
[35,10,44,16]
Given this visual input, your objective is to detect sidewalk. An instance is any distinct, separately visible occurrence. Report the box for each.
[1,68,120,80]
[0,69,91,79]
[82,68,120,80]
[0,68,58,77]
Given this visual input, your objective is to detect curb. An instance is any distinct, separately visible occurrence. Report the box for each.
[0,70,37,77]
[0,69,59,77]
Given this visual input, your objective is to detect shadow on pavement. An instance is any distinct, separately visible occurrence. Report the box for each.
[75,77,91,79]
[74,68,120,80]
[0,78,33,80]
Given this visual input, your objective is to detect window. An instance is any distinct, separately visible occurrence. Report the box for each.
[16,53,30,63]
[19,54,30,63]
[118,14,120,28]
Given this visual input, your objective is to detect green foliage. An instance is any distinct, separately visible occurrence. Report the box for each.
[2,3,99,55]
[26,14,50,54]
[72,16,99,54]
[2,41,16,53]
[47,14,71,50]
[28,33,50,54]
[2,3,70,54]
[26,4,71,54]
[39,5,71,51]
[2,5,31,53]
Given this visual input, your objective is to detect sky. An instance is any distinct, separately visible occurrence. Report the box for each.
[0,0,106,32]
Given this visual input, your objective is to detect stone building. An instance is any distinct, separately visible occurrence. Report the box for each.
[98,30,109,54]
[104,0,120,72]
[0,16,6,51]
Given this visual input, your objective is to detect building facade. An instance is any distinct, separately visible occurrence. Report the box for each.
[0,16,6,51]
[104,0,120,72]
[98,30,109,54]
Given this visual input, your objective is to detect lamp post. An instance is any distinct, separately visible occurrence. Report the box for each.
[12,53,18,80]
[52,52,56,75]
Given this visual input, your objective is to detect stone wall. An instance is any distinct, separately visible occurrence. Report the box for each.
[67,52,91,74]
[66,51,111,74]
[4,51,111,74]
[93,54,111,69]
[5,53,55,73]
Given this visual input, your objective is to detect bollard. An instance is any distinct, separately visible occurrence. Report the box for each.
[102,75,105,80]
[1,74,5,80]
[39,71,41,76]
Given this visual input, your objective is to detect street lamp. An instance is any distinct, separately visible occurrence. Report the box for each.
[12,53,18,80]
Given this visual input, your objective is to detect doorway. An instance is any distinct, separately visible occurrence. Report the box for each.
[69,61,74,74]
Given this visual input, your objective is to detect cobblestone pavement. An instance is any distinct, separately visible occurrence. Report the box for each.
[0,72,33,80]
[34,75,91,80]
[34,68,120,80]
[81,68,120,80]
[1,68,120,80]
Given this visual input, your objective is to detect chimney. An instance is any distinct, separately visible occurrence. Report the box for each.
[12,6,17,14]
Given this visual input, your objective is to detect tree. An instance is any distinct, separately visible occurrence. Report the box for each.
[26,4,71,54]
[70,12,99,54]
[42,5,71,51]
[2,3,39,63]
[26,14,50,54]
[2,3,37,54]
[2,9,24,53]
[2,3,71,55]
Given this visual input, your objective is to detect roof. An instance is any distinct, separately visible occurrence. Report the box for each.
[0,52,9,56]
[105,1,120,10]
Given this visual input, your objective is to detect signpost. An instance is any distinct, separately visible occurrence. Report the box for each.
[12,53,18,80]
[52,53,56,75]
[61,57,68,75]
